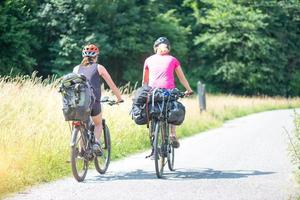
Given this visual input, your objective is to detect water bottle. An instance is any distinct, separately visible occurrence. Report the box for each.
[163,90,170,97]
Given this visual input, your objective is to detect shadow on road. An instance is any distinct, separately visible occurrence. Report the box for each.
[89,168,274,182]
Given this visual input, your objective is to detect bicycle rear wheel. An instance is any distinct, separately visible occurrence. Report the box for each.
[94,122,111,174]
[71,127,89,182]
[154,121,166,178]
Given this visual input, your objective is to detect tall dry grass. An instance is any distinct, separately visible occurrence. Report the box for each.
[0,75,299,198]
[292,112,300,185]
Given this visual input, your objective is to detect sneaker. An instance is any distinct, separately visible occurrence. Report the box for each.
[170,136,180,148]
[92,142,103,156]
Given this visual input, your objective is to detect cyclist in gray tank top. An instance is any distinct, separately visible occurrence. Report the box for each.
[73,44,123,155]
[78,63,102,102]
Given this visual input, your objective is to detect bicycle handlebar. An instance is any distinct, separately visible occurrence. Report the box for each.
[100,99,124,106]
[183,91,194,97]
[174,91,194,98]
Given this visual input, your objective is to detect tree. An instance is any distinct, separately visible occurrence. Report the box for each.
[243,0,300,96]
[0,0,39,75]
[0,0,299,96]
[185,0,287,95]
[36,0,90,76]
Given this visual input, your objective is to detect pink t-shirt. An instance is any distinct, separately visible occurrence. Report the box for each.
[144,54,180,89]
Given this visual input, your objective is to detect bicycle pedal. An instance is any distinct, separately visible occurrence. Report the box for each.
[93,150,103,157]
[145,147,154,158]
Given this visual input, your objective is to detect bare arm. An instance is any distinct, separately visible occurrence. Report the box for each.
[97,65,123,102]
[142,66,149,86]
[175,66,193,93]
[142,61,149,86]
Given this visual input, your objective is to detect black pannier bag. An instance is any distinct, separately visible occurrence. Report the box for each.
[132,86,175,104]
[167,101,186,125]
[132,85,152,104]
[131,104,148,125]
[131,102,162,125]
[59,73,95,121]
[131,86,186,125]
[131,85,152,125]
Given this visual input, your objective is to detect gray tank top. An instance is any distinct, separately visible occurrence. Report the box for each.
[78,63,102,101]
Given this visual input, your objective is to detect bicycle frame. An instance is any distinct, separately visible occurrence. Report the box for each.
[148,90,186,177]
[69,97,118,182]
[150,119,170,154]
[71,120,95,160]
[71,118,109,149]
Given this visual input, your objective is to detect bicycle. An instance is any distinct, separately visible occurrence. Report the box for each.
[146,90,187,178]
[70,97,119,182]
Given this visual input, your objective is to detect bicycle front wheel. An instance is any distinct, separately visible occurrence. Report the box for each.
[154,122,166,178]
[71,127,89,182]
[94,122,111,174]
[166,124,175,171]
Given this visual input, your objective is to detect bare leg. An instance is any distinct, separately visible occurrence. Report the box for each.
[170,125,176,137]
[92,113,103,142]
[170,125,180,148]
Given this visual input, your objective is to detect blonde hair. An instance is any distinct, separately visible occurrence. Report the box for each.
[81,56,97,66]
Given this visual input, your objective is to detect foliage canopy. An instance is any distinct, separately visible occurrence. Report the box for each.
[0,0,299,96]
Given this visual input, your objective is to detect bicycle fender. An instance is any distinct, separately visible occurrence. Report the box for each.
[70,128,79,147]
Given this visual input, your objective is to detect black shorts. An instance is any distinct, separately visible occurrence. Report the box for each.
[91,101,101,116]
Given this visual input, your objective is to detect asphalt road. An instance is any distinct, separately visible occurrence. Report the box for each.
[5,109,300,200]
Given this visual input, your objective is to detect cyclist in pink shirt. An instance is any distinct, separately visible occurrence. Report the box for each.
[142,37,193,148]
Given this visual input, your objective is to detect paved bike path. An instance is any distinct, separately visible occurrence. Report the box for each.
[5,109,300,200]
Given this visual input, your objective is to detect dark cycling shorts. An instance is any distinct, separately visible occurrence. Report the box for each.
[91,101,101,116]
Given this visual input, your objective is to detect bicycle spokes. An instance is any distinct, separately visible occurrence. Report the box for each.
[71,127,88,182]
[94,124,111,174]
